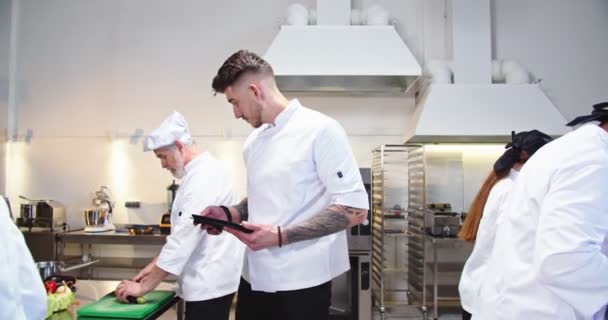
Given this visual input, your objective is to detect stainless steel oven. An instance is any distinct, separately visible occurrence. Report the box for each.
[330,251,372,320]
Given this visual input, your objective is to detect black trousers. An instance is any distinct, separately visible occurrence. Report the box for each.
[235,278,332,320]
[462,308,472,320]
[185,292,235,320]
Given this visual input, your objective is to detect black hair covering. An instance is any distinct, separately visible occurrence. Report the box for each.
[566,102,608,126]
[493,130,553,173]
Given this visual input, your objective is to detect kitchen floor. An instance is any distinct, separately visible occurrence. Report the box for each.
[164,300,462,319]
[224,309,462,320]
[371,312,461,320]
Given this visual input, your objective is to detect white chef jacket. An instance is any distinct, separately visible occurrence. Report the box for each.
[242,99,369,292]
[475,123,608,320]
[156,152,245,301]
[459,169,518,315]
[0,197,47,320]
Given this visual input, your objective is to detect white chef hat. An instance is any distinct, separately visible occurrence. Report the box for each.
[143,111,193,152]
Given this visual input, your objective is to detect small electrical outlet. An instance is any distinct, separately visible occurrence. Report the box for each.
[125,201,141,208]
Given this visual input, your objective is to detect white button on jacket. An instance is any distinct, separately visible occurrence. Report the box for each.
[241,99,369,292]
[459,169,518,315]
[475,124,608,320]
[0,197,47,320]
[156,152,245,302]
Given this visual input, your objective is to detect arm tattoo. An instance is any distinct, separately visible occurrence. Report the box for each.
[285,204,366,245]
[234,198,248,221]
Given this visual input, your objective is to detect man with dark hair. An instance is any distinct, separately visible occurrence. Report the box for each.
[200,49,369,320]
[211,50,274,94]
[475,102,608,320]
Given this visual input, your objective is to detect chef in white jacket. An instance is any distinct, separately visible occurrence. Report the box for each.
[458,130,552,320]
[199,50,369,320]
[475,102,608,320]
[0,196,47,320]
[115,111,245,320]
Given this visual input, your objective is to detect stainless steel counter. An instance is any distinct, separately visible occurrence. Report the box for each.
[426,235,472,320]
[56,229,169,279]
[48,280,182,320]
[59,229,167,245]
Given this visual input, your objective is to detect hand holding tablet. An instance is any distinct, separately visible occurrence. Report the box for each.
[192,214,254,234]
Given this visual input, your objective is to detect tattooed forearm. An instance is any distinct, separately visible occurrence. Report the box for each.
[234,198,249,222]
[285,204,367,245]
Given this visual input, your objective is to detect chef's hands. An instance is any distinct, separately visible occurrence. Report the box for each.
[115,280,147,303]
[125,258,162,301]
[132,258,157,282]
[224,222,284,251]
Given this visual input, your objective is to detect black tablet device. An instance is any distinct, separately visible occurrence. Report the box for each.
[192,214,254,234]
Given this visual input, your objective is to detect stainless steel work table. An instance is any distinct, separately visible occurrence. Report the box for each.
[426,235,471,320]
[58,229,168,245]
[57,229,168,278]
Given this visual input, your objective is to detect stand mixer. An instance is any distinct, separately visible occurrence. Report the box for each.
[84,186,116,233]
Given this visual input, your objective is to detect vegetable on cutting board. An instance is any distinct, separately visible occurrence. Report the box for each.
[45,283,75,319]
[44,281,58,294]
[126,296,146,304]
[44,275,76,291]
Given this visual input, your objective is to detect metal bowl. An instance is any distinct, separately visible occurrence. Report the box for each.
[84,209,107,227]
[36,261,64,279]
[36,260,101,280]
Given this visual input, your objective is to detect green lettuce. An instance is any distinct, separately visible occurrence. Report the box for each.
[45,285,75,319]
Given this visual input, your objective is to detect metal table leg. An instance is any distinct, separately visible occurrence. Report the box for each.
[87,243,93,279]
[433,241,438,320]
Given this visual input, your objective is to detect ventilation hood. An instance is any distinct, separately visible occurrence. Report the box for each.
[263,4,421,93]
[404,0,569,143]
[404,81,569,143]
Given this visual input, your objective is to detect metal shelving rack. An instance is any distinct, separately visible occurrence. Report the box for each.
[371,145,426,320]
[406,146,428,318]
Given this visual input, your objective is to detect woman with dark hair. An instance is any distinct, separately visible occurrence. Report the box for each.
[458,129,553,320]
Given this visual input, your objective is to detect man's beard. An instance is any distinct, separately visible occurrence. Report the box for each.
[247,102,263,128]
[170,152,186,179]
[250,118,263,128]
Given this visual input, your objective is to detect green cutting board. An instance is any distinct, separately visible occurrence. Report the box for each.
[77,290,175,319]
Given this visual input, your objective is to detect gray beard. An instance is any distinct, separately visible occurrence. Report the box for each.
[171,168,185,179]
[170,151,186,179]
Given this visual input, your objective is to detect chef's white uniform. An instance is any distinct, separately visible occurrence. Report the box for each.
[156,152,245,301]
[475,123,608,320]
[241,99,369,292]
[0,197,47,320]
[459,169,518,315]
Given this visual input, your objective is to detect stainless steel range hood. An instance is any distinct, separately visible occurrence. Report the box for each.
[263,4,421,93]
[404,81,569,143]
[404,0,569,143]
